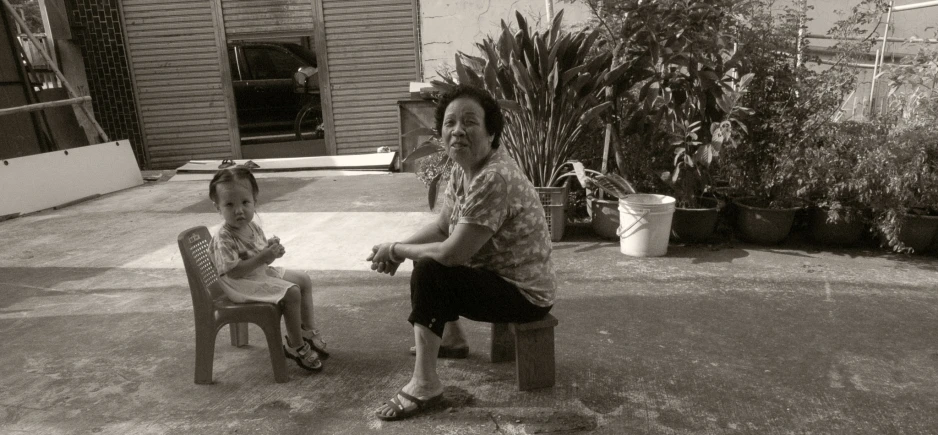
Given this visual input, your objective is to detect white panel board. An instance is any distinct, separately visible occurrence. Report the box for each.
[176,152,396,173]
[0,141,143,216]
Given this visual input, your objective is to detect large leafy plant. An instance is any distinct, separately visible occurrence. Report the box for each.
[438,10,614,188]
[582,0,750,206]
[721,0,886,204]
[855,124,938,252]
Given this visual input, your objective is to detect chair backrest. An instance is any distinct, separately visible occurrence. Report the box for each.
[178,226,222,318]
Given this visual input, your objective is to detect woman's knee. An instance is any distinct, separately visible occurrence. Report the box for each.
[411,258,446,284]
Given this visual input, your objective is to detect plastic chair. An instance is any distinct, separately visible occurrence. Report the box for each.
[177,226,288,384]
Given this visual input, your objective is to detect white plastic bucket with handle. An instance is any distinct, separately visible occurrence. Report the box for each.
[617,194,676,257]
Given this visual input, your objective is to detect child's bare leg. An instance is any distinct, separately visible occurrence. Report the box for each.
[281,286,303,347]
[283,270,315,329]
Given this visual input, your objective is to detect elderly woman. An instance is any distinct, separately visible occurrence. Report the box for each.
[366,85,556,421]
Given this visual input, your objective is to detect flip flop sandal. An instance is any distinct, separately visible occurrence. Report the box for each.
[243,160,261,169]
[218,158,235,169]
[375,389,442,421]
[409,345,468,359]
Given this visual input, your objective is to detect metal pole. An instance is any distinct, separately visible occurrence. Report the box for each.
[545,0,554,21]
[1,0,109,141]
[892,0,938,11]
[0,96,90,117]
[869,1,893,118]
[795,0,807,68]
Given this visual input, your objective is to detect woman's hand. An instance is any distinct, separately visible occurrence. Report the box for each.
[367,243,400,276]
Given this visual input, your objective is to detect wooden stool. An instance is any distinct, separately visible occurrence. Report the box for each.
[490,313,559,391]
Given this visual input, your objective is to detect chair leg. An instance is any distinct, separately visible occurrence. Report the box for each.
[513,326,556,391]
[194,326,217,385]
[230,322,249,347]
[259,321,289,383]
[490,322,514,363]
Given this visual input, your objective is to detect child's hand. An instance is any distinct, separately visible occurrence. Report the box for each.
[268,235,280,246]
[261,243,285,264]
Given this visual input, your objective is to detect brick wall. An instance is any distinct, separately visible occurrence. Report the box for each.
[65,0,145,167]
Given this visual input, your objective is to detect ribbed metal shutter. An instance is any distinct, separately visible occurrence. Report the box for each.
[321,0,418,155]
[221,0,315,38]
[122,0,234,168]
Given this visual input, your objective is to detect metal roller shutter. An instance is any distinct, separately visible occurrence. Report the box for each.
[321,0,418,155]
[221,0,315,38]
[122,0,235,168]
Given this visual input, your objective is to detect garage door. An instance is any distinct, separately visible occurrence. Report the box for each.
[320,0,419,155]
[121,0,236,168]
[221,0,315,39]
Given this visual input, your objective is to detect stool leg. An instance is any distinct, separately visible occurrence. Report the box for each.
[490,323,514,363]
[514,327,555,391]
[230,322,249,347]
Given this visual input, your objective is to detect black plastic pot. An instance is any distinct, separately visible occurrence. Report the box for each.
[671,197,719,242]
[587,197,619,240]
[897,213,938,253]
[734,197,801,244]
[808,206,869,246]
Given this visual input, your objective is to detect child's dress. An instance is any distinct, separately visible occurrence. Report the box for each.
[209,222,293,304]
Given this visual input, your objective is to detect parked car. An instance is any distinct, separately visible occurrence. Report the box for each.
[227,41,322,139]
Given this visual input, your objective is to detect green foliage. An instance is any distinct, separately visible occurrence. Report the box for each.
[582,0,751,206]
[717,0,882,205]
[856,124,938,252]
[561,160,636,199]
[437,10,613,188]
[7,0,43,34]
[884,30,938,128]
[794,121,888,209]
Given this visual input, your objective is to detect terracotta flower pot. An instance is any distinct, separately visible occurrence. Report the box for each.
[671,197,719,242]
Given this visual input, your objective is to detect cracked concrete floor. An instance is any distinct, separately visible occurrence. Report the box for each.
[1,172,937,434]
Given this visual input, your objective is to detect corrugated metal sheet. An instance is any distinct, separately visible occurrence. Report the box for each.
[122,0,233,168]
[321,0,417,155]
[221,0,315,38]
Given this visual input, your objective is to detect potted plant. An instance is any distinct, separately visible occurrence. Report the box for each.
[584,0,752,244]
[791,121,884,246]
[659,73,753,242]
[857,124,938,253]
[558,161,637,239]
[435,11,614,241]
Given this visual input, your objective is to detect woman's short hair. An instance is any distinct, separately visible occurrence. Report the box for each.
[209,167,260,203]
[434,85,504,149]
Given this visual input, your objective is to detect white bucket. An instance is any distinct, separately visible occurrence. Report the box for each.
[617,194,676,257]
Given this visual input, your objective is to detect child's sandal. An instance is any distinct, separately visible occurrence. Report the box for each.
[302,329,329,359]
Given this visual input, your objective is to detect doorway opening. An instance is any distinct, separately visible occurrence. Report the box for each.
[226,34,325,159]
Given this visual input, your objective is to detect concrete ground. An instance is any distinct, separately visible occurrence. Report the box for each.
[1,172,937,435]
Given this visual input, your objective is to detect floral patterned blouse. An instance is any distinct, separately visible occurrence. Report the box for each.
[440,147,556,307]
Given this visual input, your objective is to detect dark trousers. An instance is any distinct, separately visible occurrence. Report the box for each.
[408,259,552,337]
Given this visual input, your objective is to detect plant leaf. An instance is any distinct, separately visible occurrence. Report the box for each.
[570,161,589,188]
[402,142,444,164]
[401,127,437,139]
[594,173,637,198]
[580,101,612,124]
[428,173,442,210]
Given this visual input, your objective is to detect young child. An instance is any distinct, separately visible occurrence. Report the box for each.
[207,167,329,372]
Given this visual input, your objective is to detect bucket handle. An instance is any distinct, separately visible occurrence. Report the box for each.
[616,209,649,237]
